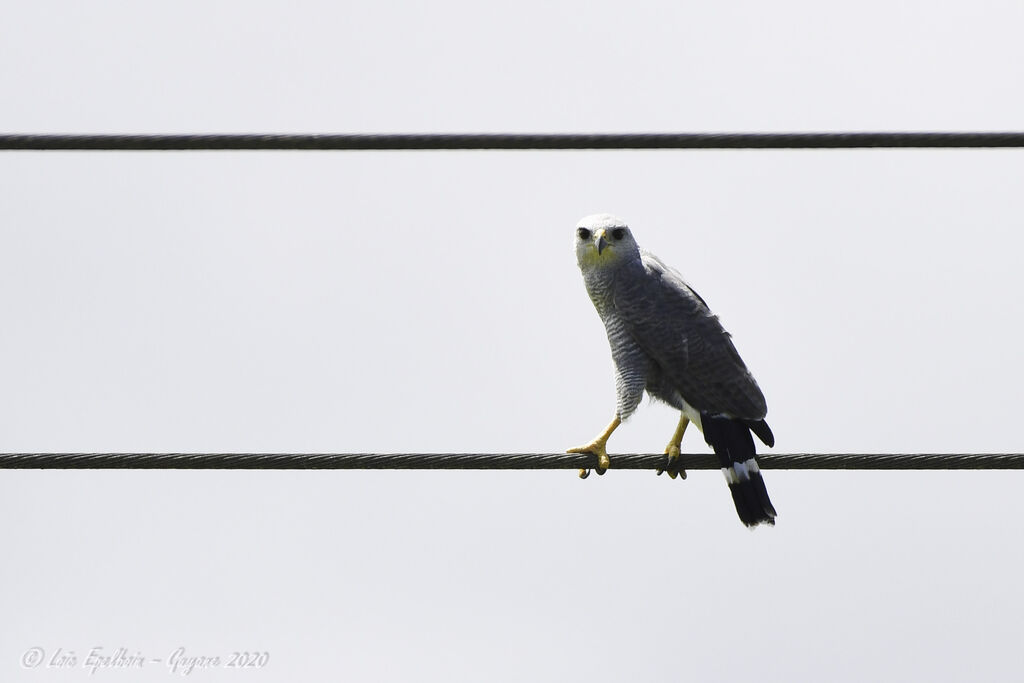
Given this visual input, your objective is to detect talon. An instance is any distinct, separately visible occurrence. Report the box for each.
[659,444,687,480]
[568,416,620,479]
[568,443,612,475]
[659,415,689,480]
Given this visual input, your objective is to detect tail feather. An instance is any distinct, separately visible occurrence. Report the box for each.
[745,419,775,448]
[702,413,777,527]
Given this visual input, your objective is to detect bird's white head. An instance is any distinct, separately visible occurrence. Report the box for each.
[574,213,640,269]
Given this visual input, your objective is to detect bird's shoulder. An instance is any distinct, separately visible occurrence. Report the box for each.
[627,251,766,418]
[640,250,710,307]
[612,250,713,321]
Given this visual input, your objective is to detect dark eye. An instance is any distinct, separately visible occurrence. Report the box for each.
[577,228,591,240]
[611,228,626,240]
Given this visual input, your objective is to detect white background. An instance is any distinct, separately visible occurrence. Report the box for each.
[2,1,1023,680]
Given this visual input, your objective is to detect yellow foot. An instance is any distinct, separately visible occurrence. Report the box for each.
[657,414,690,480]
[656,443,687,480]
[568,416,620,479]
[567,441,611,478]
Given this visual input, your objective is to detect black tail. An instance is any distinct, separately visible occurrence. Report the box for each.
[702,414,777,527]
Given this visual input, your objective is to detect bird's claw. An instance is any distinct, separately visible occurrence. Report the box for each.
[656,444,687,480]
[568,443,611,479]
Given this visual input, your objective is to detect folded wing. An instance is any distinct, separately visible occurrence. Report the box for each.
[613,251,769,421]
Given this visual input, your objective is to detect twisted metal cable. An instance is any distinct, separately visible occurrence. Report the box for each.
[3,132,1024,151]
[1,453,1022,470]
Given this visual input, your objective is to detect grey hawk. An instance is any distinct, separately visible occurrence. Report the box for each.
[568,213,777,527]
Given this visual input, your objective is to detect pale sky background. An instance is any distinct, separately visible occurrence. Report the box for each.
[2,1,1024,681]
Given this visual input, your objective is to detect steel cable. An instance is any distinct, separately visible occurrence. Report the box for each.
[4,132,1024,151]
[1,452,1022,470]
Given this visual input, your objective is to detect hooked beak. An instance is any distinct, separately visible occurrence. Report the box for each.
[595,229,608,255]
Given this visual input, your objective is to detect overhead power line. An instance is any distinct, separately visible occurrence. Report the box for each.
[1,452,1022,470]
[3,132,1024,151]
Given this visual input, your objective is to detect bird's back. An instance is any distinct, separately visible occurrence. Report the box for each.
[614,250,768,420]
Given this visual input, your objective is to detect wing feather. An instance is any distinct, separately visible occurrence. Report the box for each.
[613,251,768,419]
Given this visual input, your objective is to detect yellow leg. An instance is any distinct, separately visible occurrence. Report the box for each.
[568,415,621,478]
[657,414,689,480]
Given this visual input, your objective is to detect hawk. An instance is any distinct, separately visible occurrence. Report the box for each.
[568,214,777,527]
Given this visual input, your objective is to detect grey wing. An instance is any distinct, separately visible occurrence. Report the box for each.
[614,251,768,419]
